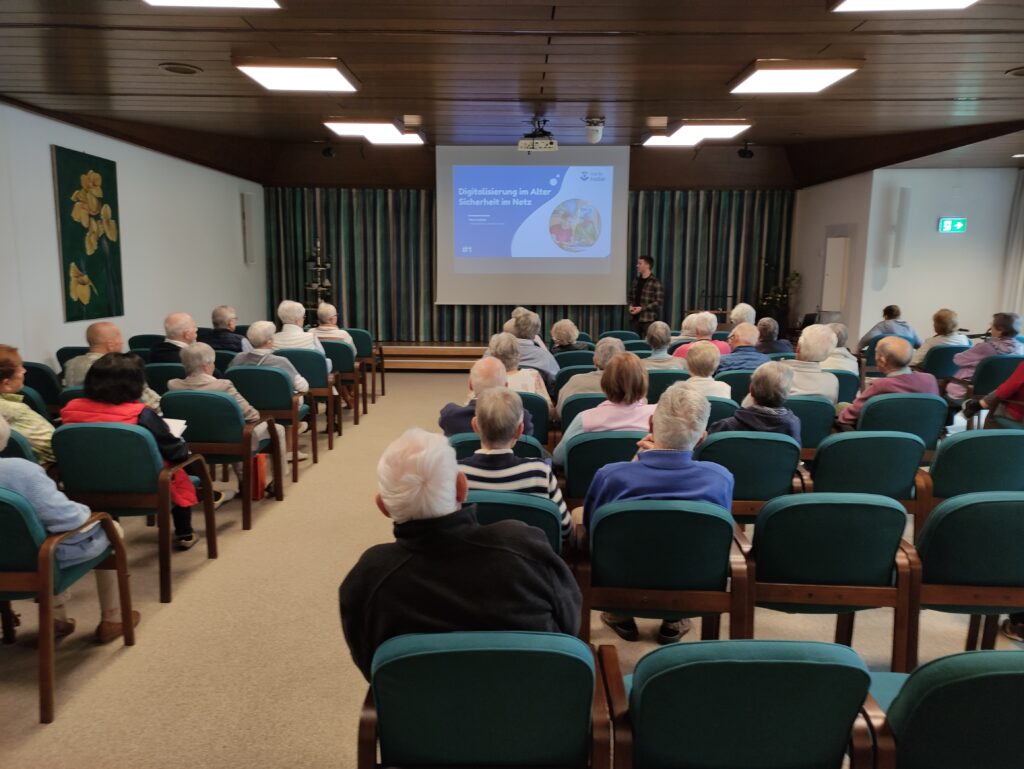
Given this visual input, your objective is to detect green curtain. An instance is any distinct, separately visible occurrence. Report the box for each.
[265,187,793,342]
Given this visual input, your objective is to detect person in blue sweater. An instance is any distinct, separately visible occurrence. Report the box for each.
[717,323,770,372]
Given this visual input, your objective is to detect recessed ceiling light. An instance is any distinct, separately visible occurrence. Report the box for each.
[831,0,979,10]
[144,0,280,7]
[730,59,862,94]
[644,122,751,147]
[1013,154,1024,159]
[158,62,203,76]
[235,58,358,92]
[324,122,424,145]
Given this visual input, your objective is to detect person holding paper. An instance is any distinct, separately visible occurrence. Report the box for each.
[628,255,663,336]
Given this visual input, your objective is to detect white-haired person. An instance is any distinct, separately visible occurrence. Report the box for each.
[755,317,794,355]
[838,336,938,426]
[0,416,140,643]
[458,388,569,541]
[858,304,923,350]
[672,311,730,358]
[911,308,970,367]
[504,310,559,386]
[583,382,734,644]
[947,312,1024,401]
[149,311,198,364]
[745,324,839,405]
[488,332,554,417]
[643,321,686,370]
[310,303,356,353]
[229,321,309,395]
[62,322,161,411]
[197,305,252,353]
[504,307,545,348]
[708,362,800,441]
[717,322,770,373]
[683,341,731,399]
[550,318,589,354]
[729,302,756,328]
[273,299,331,375]
[338,427,581,680]
[552,352,656,467]
[821,323,859,374]
[673,312,699,342]
[438,356,534,437]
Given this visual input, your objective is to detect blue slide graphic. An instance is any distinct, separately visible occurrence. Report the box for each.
[453,165,614,258]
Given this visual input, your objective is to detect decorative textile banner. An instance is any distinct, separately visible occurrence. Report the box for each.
[265,188,793,342]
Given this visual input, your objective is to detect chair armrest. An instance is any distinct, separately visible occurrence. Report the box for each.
[37,512,117,571]
[356,688,377,769]
[598,644,632,769]
[590,645,612,769]
[849,709,875,769]
[860,693,897,769]
[897,538,921,578]
[165,453,211,479]
[733,528,753,555]
[795,464,813,492]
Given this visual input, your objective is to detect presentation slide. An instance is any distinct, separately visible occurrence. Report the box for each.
[436,146,630,306]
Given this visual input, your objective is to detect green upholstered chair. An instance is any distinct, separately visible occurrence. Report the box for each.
[946,353,1024,415]
[863,650,1024,769]
[226,365,311,483]
[22,363,62,418]
[826,368,861,404]
[712,330,730,341]
[907,492,1024,667]
[577,331,594,343]
[322,339,363,425]
[234,324,250,338]
[51,423,216,604]
[916,344,969,383]
[212,349,236,373]
[448,432,545,461]
[0,489,135,723]
[556,350,598,368]
[742,493,915,672]
[129,334,164,350]
[466,490,563,552]
[706,396,739,425]
[58,386,84,407]
[856,393,948,452]
[714,369,756,404]
[600,330,639,341]
[564,431,646,505]
[785,395,835,458]
[556,365,596,396]
[623,340,653,355]
[645,370,690,404]
[276,348,335,450]
[560,393,606,431]
[601,640,873,769]
[128,347,151,363]
[343,327,385,404]
[55,346,89,374]
[518,392,551,445]
[144,362,186,396]
[0,430,37,461]
[694,432,801,522]
[576,500,749,643]
[17,386,50,422]
[767,351,796,360]
[160,390,284,531]
[360,632,609,769]
[859,335,918,387]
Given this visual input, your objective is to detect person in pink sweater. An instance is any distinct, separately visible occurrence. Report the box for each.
[838,337,938,426]
[946,312,1023,401]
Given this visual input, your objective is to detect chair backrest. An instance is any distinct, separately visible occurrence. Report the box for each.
[144,362,186,395]
[694,432,800,501]
[17,386,50,421]
[767,351,796,360]
[448,433,544,460]
[343,327,374,357]
[577,331,593,343]
[55,346,89,370]
[225,365,295,411]
[128,347,151,363]
[714,369,756,403]
[22,362,61,407]
[59,386,85,406]
[466,490,562,552]
[52,423,163,496]
[646,370,690,404]
[589,500,735,590]
[918,345,970,379]
[861,335,917,367]
[629,640,869,769]
[213,349,236,372]
[560,393,606,429]
[812,432,925,498]
[929,430,1024,498]
[600,330,639,341]
[555,365,596,396]
[517,392,550,444]
[371,631,594,767]
[753,493,907,587]
[321,339,357,374]
[235,323,250,338]
[785,395,835,449]
[712,330,730,341]
[825,368,860,403]
[275,348,330,389]
[129,333,164,350]
[0,488,47,574]
[972,354,1024,395]
[856,393,948,450]
[706,396,739,424]
[624,340,653,354]
[0,430,37,461]
[160,390,245,445]
[564,431,646,499]
[554,350,595,368]
[885,650,1024,769]
[667,338,695,355]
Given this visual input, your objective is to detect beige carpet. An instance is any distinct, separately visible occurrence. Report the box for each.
[0,371,1018,768]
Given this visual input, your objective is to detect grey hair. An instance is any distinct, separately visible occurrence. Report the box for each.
[749,362,793,408]
[377,428,459,524]
[512,311,541,340]
[0,415,10,453]
[474,387,524,447]
[757,317,779,342]
[317,303,338,324]
[730,302,756,326]
[829,323,849,348]
[692,311,718,338]
[593,337,626,369]
[469,356,507,394]
[686,340,720,377]
[164,312,195,341]
[277,299,306,326]
[211,305,236,330]
[680,314,699,337]
[797,324,838,363]
[247,320,276,348]
[730,322,759,347]
[550,319,579,347]
[653,382,710,450]
[488,332,521,371]
[645,321,672,351]
[180,342,215,375]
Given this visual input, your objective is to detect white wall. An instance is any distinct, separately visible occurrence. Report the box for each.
[0,103,266,367]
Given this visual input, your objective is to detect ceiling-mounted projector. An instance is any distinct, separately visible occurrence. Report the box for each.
[518,117,558,152]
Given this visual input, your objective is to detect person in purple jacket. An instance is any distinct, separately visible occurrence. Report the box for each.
[946,312,1023,401]
[838,337,939,426]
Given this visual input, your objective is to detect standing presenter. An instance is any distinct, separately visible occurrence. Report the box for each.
[628,255,664,336]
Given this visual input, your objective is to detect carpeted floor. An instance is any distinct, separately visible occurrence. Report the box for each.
[0,371,1018,768]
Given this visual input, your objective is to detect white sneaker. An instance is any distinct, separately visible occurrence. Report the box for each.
[298,422,310,434]
[287,451,310,462]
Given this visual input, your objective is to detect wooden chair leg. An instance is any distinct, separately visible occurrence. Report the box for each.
[835,612,855,647]
[270,426,284,501]
[145,514,155,527]
[325,394,335,450]
[158,499,172,604]
[352,377,361,425]
[38,589,56,723]
[980,614,1000,649]
[377,350,386,397]
[966,614,982,650]
[197,464,218,560]
[701,614,721,640]
[309,406,319,465]
[361,366,369,414]
[1,600,17,644]
[104,520,136,647]
[290,423,299,483]
[370,359,377,405]
[241,453,253,530]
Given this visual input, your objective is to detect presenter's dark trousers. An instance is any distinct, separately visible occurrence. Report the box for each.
[631,317,653,337]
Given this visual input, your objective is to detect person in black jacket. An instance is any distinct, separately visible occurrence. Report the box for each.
[149,311,198,364]
[707,361,801,442]
[197,305,250,352]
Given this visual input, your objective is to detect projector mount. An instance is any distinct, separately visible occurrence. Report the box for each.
[518,117,558,152]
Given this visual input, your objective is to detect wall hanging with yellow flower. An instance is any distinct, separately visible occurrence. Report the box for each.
[52,145,124,321]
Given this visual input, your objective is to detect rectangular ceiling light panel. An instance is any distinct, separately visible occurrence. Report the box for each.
[832,1,979,10]
[731,60,861,93]
[145,1,281,7]
[324,122,424,145]
[644,123,751,147]
[236,64,357,92]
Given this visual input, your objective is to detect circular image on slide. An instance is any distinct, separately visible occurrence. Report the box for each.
[549,199,601,253]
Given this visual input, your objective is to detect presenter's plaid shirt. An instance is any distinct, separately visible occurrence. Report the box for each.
[630,274,664,323]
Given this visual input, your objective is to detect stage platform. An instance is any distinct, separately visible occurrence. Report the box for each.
[381,342,487,371]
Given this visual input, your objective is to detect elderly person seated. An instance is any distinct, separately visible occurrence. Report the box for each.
[506,310,558,385]
[684,341,732,399]
[0,345,55,463]
[729,302,756,328]
[673,312,699,342]
[309,303,356,352]
[583,382,734,643]
[747,324,839,405]
[504,307,546,347]
[0,417,140,642]
[755,317,794,355]
[672,311,731,358]
[838,336,939,426]
[457,388,569,540]
[550,318,588,354]
[555,337,625,418]
[858,304,923,350]
[946,312,1023,401]
[717,323,770,372]
[273,300,331,373]
[150,311,198,364]
[198,305,252,353]
[64,322,161,410]
[229,321,309,394]
[911,308,971,367]
[644,321,686,370]
[552,352,656,467]
[821,323,859,374]
[963,360,1024,427]
[439,357,534,437]
[708,362,800,440]
[338,427,580,680]
[488,332,554,417]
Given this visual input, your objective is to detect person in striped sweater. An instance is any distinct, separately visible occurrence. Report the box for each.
[457,387,570,542]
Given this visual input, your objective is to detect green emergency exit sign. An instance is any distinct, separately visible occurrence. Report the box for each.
[938,217,966,234]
